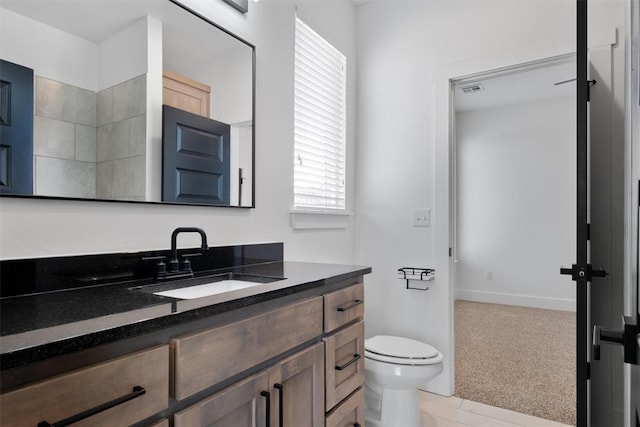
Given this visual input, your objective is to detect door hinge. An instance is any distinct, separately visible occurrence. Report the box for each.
[593,317,640,365]
[587,79,597,102]
[587,223,591,241]
[586,362,590,380]
[449,247,452,257]
[559,264,608,281]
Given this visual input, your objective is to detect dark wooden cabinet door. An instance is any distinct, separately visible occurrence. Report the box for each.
[0,59,33,195]
[162,105,230,205]
[268,343,324,427]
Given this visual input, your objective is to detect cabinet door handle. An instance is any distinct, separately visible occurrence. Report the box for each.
[335,354,361,371]
[37,386,146,427]
[274,383,284,427]
[336,299,363,312]
[261,391,271,427]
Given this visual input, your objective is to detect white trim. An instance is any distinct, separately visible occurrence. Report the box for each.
[290,210,351,229]
[455,290,576,312]
[434,41,589,398]
[590,26,618,49]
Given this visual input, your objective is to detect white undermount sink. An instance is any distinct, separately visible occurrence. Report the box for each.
[153,280,260,299]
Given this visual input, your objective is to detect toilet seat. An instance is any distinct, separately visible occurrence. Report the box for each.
[365,335,441,366]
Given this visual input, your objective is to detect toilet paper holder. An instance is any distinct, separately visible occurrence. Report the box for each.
[397,267,435,291]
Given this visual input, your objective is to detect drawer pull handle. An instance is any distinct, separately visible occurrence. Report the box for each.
[261,391,271,427]
[274,383,284,427]
[37,385,146,427]
[337,299,363,312]
[335,354,361,371]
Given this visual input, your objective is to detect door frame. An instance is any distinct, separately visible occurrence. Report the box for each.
[434,22,619,421]
[449,53,577,312]
[433,42,575,397]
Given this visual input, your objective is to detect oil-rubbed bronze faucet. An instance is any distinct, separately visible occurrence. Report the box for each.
[168,227,209,274]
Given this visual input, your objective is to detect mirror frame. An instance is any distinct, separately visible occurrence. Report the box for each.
[0,0,257,209]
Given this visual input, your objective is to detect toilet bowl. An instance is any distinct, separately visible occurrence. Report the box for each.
[364,335,443,427]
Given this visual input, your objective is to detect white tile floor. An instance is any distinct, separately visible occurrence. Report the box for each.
[418,391,574,427]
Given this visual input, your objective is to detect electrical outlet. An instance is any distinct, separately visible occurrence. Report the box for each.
[413,209,430,227]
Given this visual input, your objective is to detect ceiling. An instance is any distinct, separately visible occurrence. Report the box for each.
[454,57,576,113]
[2,0,573,112]
[0,0,245,71]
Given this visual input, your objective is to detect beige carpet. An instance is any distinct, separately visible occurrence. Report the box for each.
[454,300,576,425]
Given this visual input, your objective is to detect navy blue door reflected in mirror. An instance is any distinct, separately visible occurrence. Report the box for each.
[162,105,231,205]
[0,59,33,195]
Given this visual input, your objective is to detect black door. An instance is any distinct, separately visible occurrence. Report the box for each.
[162,105,231,205]
[634,195,640,426]
[0,59,33,195]
[568,1,640,425]
[570,1,589,424]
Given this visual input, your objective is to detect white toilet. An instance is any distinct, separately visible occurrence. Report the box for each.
[364,335,444,427]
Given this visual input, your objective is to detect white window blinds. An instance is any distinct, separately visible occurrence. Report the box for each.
[293,16,347,211]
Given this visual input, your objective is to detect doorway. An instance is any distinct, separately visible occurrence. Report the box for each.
[451,55,577,425]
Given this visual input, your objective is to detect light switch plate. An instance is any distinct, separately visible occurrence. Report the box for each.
[413,209,430,227]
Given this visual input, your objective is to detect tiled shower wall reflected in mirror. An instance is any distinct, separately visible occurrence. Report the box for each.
[34,76,97,198]
[32,74,147,201]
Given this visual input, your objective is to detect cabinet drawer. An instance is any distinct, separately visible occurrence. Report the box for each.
[0,345,169,427]
[172,297,323,400]
[323,283,364,333]
[174,371,269,427]
[324,320,365,410]
[325,388,365,427]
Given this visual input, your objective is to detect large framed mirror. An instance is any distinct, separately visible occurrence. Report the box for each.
[0,0,255,207]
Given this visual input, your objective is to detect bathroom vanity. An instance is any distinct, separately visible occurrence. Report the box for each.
[0,242,370,427]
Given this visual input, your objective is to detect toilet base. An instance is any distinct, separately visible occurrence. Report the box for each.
[364,383,422,427]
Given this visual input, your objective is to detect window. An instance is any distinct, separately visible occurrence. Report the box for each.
[293,16,347,211]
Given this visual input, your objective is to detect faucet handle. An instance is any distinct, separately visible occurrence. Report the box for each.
[142,255,168,278]
[182,252,203,258]
[179,252,202,272]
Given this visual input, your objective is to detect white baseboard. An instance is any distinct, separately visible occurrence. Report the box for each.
[455,289,575,312]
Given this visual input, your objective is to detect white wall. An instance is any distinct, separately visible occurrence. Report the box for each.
[147,16,164,202]
[355,0,576,395]
[189,49,253,125]
[0,7,97,91]
[98,17,149,91]
[455,96,576,311]
[0,0,358,264]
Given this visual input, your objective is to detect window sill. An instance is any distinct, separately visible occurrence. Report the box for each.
[290,210,352,229]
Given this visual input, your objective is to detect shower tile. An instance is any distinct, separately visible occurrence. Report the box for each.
[97,120,130,162]
[36,77,76,122]
[130,115,146,157]
[96,161,113,199]
[111,156,145,199]
[33,116,75,159]
[75,87,97,127]
[35,157,96,198]
[112,75,146,122]
[75,124,97,162]
[98,88,113,127]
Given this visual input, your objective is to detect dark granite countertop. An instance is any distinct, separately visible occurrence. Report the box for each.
[0,261,370,370]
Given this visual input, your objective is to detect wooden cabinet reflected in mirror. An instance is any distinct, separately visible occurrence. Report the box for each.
[163,71,211,118]
[0,0,255,207]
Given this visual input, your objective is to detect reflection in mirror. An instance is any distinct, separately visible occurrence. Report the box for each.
[0,0,254,207]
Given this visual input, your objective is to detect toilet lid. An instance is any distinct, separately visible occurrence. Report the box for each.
[365,335,439,361]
